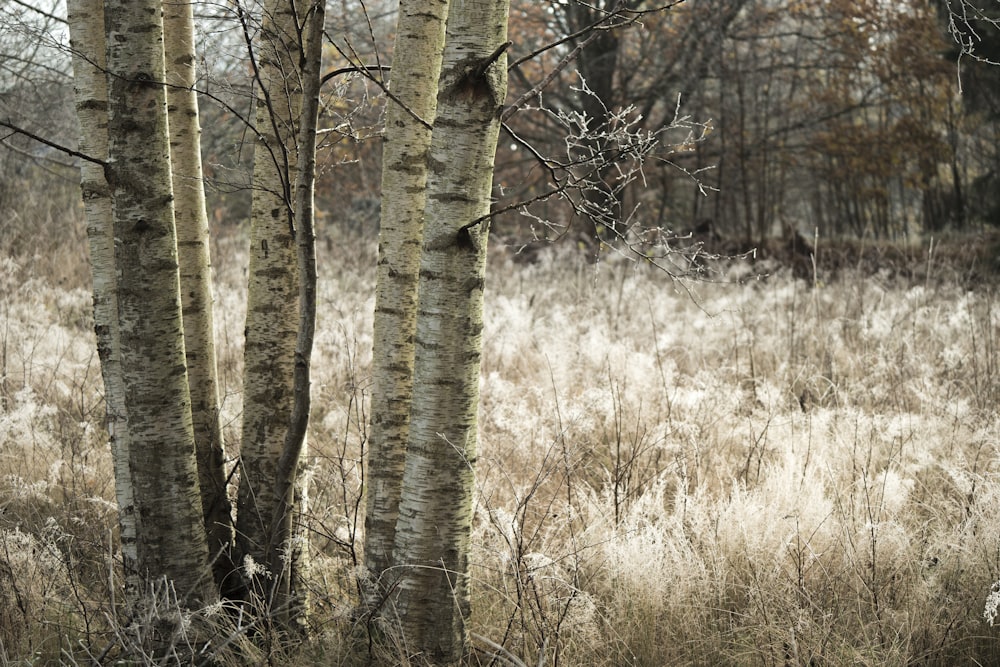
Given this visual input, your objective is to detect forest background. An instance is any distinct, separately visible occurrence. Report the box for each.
[6,0,1000,665]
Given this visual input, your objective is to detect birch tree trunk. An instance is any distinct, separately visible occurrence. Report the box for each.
[104,0,215,606]
[236,0,309,618]
[365,0,450,597]
[391,1,510,661]
[264,0,324,628]
[67,0,140,604]
[162,0,236,597]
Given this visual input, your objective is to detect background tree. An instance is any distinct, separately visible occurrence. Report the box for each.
[0,0,80,279]
[489,0,978,248]
[939,0,1000,226]
[494,0,747,246]
[695,0,960,241]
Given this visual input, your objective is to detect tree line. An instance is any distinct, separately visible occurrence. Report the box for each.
[4,2,996,251]
[229,0,998,248]
[489,0,999,245]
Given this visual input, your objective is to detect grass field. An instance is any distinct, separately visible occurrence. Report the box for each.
[3,228,1000,665]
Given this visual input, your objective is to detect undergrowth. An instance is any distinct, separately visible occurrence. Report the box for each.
[4,229,1000,665]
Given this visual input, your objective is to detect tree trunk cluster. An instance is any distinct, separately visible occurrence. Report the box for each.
[68,0,509,662]
[69,0,323,636]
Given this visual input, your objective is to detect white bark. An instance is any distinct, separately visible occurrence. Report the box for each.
[267,0,324,627]
[104,0,215,605]
[391,0,510,662]
[162,0,235,596]
[67,0,140,604]
[237,0,316,623]
[365,0,450,595]
[237,0,302,574]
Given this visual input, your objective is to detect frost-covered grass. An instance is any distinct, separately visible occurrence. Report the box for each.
[4,231,1000,665]
[466,248,1000,666]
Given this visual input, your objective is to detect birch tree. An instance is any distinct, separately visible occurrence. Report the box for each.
[66,0,139,603]
[364,0,451,597]
[236,0,323,624]
[390,0,510,661]
[103,0,215,605]
[162,0,235,596]
[264,0,324,626]
[237,0,304,597]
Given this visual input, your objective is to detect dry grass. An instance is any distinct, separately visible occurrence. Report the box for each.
[4,219,1000,664]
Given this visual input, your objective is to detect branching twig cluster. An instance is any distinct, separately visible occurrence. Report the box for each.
[943,0,1000,66]
[500,77,735,280]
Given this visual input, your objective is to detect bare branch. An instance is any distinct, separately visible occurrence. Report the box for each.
[503,32,599,121]
[325,32,432,131]
[507,1,685,72]
[6,0,66,25]
[0,118,104,166]
[320,64,389,86]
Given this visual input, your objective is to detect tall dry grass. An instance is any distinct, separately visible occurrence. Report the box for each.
[3,223,1000,665]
